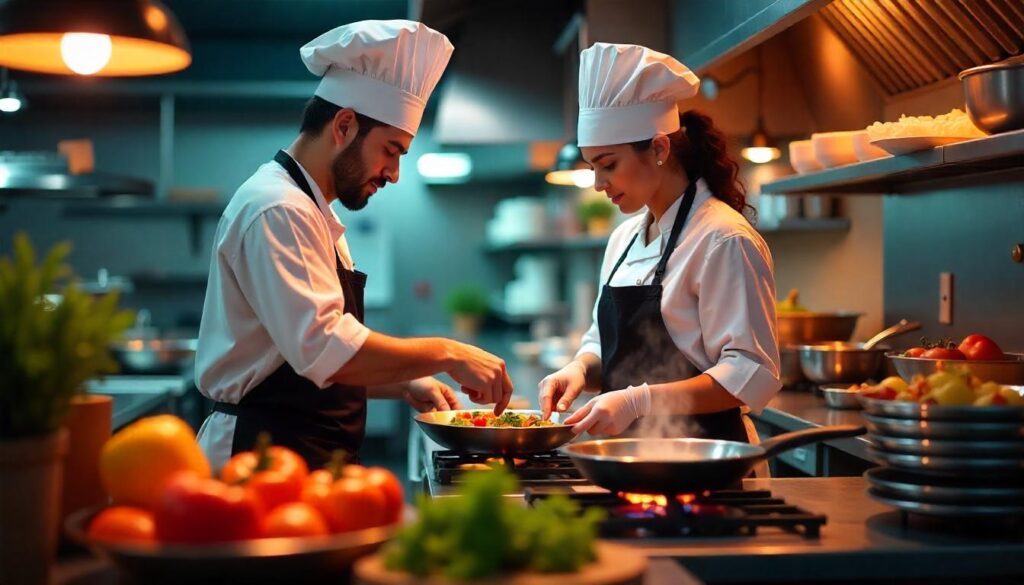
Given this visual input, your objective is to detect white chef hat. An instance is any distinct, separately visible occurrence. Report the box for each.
[300,20,454,137]
[577,43,700,148]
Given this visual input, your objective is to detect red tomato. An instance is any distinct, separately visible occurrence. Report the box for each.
[862,386,897,401]
[472,417,487,427]
[263,502,329,538]
[459,412,473,420]
[360,468,404,524]
[154,472,264,543]
[921,347,967,360]
[221,437,308,512]
[320,476,388,533]
[957,334,1005,361]
[903,347,927,358]
[87,506,156,544]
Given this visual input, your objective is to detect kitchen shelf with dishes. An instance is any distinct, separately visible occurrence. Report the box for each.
[762,129,1024,196]
[483,219,851,253]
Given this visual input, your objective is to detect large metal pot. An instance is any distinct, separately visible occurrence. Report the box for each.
[777,312,861,346]
[959,55,1024,135]
[797,342,888,384]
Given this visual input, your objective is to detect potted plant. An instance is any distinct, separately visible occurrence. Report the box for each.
[0,234,133,585]
[444,285,489,338]
[577,198,616,236]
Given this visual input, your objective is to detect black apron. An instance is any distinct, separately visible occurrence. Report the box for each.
[211,150,368,468]
[598,178,747,443]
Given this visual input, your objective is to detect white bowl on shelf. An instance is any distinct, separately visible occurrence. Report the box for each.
[852,130,891,161]
[811,131,860,168]
[788,139,823,174]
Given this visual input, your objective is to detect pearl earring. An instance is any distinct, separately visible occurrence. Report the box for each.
[656,160,664,166]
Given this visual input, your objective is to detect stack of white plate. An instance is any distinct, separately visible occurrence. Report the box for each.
[859,395,1024,517]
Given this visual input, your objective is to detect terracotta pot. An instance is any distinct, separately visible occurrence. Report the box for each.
[0,428,69,585]
[60,395,112,541]
[452,314,482,338]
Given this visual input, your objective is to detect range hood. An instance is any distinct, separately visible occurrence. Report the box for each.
[674,0,1023,97]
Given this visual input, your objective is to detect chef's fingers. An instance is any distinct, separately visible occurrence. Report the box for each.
[441,384,463,410]
[493,364,513,416]
[429,384,452,411]
[462,387,485,403]
[569,404,601,436]
[563,398,594,426]
[557,382,584,413]
[538,377,562,420]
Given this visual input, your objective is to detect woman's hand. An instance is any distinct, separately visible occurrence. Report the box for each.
[538,360,588,420]
[563,384,651,436]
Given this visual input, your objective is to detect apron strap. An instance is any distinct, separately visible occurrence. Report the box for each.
[273,149,344,270]
[653,177,699,286]
[605,232,639,285]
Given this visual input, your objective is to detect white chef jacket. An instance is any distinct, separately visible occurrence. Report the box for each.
[195,154,370,470]
[577,179,781,412]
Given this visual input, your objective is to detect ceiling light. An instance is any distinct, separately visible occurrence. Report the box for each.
[0,0,191,76]
[417,153,472,184]
[545,142,594,188]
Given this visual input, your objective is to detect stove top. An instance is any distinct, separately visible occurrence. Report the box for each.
[432,450,588,486]
[525,487,826,539]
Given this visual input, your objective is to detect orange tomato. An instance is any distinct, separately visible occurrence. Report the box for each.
[221,438,308,512]
[100,415,210,509]
[263,502,330,538]
[87,506,156,543]
[321,476,388,533]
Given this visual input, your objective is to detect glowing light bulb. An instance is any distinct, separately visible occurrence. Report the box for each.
[571,169,595,189]
[0,97,22,113]
[741,146,781,164]
[61,33,113,75]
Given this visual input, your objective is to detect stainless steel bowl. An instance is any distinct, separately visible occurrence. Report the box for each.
[859,391,1024,421]
[779,346,805,387]
[797,342,888,384]
[888,352,1024,385]
[819,385,863,410]
[110,338,198,374]
[959,55,1024,135]
[777,312,861,346]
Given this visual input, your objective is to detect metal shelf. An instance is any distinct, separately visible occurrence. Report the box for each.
[483,219,850,253]
[62,200,223,255]
[761,130,1024,196]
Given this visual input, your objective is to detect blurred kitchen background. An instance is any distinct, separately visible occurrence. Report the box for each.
[2,0,1022,468]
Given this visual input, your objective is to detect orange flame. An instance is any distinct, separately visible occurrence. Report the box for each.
[618,493,668,507]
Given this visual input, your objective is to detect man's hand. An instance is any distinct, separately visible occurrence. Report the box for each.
[402,377,462,412]
[444,340,514,415]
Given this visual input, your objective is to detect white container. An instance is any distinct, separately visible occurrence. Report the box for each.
[811,131,860,168]
[788,139,823,174]
[851,130,890,161]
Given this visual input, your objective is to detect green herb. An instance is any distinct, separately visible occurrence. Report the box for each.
[383,467,604,580]
[0,233,134,438]
[444,285,489,317]
[577,198,615,224]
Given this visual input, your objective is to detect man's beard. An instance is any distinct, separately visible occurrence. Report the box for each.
[331,140,385,211]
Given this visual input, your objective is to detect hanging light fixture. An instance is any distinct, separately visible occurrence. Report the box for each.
[740,46,780,164]
[0,0,191,76]
[545,142,594,189]
[0,68,25,113]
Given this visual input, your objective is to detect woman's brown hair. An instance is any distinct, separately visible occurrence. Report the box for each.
[630,110,754,222]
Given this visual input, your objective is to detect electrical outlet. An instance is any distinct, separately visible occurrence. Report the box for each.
[939,272,953,325]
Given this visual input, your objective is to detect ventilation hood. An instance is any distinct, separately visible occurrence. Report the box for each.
[675,0,1023,97]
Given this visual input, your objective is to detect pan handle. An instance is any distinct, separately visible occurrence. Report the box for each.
[758,424,866,458]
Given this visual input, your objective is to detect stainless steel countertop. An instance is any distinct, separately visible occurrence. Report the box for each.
[754,390,872,461]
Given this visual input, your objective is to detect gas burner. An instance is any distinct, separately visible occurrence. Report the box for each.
[525,488,826,539]
[432,451,587,486]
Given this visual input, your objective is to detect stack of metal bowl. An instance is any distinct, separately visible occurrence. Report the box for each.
[859,393,1024,518]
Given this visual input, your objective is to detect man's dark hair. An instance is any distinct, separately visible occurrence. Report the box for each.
[299,96,387,136]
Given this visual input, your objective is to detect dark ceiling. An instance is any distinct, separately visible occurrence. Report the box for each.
[163,0,409,39]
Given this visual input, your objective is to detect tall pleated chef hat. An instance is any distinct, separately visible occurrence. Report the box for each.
[577,43,700,147]
[300,20,454,137]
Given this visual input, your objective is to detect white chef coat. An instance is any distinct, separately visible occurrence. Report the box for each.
[577,179,781,412]
[195,154,370,470]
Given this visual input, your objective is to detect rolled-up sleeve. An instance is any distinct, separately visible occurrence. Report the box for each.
[697,235,781,412]
[232,204,370,388]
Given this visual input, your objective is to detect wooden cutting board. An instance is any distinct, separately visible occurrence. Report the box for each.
[354,542,647,585]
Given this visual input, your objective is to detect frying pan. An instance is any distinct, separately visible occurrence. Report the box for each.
[414,409,575,455]
[562,424,865,495]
